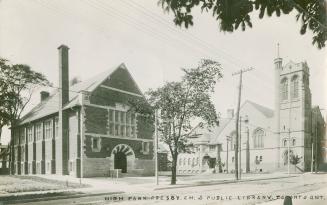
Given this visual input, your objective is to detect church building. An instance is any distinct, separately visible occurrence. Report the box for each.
[177,55,325,174]
[10,45,154,177]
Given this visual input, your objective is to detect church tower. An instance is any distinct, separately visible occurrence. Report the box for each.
[274,52,312,171]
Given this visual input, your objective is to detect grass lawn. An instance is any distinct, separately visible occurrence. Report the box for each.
[0,175,88,194]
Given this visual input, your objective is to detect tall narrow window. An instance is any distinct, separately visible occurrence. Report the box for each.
[54,117,59,138]
[20,128,25,144]
[253,129,264,148]
[291,75,299,99]
[44,120,52,139]
[281,78,288,100]
[27,126,33,142]
[35,123,42,141]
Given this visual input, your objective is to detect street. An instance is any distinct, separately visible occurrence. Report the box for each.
[9,173,326,205]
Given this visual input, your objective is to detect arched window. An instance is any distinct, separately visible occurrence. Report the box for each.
[291,75,299,99]
[292,139,296,146]
[283,139,287,147]
[253,129,264,148]
[281,78,288,100]
[183,158,186,166]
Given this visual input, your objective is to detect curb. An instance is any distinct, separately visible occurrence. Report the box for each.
[154,175,297,190]
[0,191,124,204]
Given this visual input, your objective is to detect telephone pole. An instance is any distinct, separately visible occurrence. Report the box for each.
[232,67,254,180]
[154,109,159,185]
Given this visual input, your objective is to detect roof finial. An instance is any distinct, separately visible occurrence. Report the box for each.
[277,43,280,58]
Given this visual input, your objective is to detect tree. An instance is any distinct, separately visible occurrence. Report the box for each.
[146,59,222,184]
[158,0,327,49]
[290,153,302,172]
[0,58,50,141]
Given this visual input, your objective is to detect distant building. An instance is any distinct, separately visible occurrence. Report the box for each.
[10,45,154,177]
[0,143,9,175]
[177,56,325,174]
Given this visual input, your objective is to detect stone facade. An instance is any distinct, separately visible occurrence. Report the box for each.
[177,57,325,174]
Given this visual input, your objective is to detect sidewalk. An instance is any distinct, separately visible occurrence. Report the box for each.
[0,172,299,204]
[34,172,299,193]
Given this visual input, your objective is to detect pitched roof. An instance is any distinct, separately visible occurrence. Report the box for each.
[245,100,274,118]
[18,63,128,125]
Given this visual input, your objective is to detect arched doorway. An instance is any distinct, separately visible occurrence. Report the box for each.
[283,150,294,165]
[111,144,135,173]
[114,152,127,173]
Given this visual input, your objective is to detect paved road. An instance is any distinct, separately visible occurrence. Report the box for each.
[6,174,327,205]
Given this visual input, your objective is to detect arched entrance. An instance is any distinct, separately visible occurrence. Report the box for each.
[111,144,135,173]
[283,150,294,165]
[114,152,127,173]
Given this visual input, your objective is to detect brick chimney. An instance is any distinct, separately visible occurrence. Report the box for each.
[40,91,49,102]
[58,45,69,106]
[56,44,69,175]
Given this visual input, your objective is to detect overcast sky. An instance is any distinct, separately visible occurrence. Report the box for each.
[1,0,326,144]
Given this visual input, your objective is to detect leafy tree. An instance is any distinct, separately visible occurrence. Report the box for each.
[0,58,50,141]
[146,59,222,184]
[158,0,327,49]
[290,154,302,172]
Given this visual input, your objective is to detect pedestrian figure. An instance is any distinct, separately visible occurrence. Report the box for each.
[283,196,292,205]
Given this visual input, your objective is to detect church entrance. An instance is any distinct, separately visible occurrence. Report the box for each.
[114,152,127,173]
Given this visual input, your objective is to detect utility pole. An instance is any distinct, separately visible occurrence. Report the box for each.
[239,116,242,179]
[246,127,250,173]
[154,109,159,185]
[315,122,318,173]
[232,67,254,180]
[226,136,231,174]
[311,110,314,173]
[288,128,290,175]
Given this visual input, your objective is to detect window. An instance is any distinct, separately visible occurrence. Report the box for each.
[253,129,264,148]
[69,161,73,172]
[179,158,182,166]
[21,146,25,161]
[292,139,296,146]
[92,137,101,151]
[232,157,234,162]
[290,75,299,99]
[109,109,137,138]
[196,157,199,165]
[27,126,33,142]
[20,128,25,144]
[54,118,59,138]
[281,78,288,100]
[142,141,150,154]
[44,120,53,139]
[192,158,195,166]
[259,156,263,162]
[35,123,42,141]
[188,158,191,166]
[283,139,287,147]
[209,145,216,152]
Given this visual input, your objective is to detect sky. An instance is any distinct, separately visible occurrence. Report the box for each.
[0,0,326,144]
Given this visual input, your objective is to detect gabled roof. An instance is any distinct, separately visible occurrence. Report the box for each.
[18,63,136,125]
[245,100,274,118]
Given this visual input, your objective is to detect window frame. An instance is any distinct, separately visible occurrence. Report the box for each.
[91,137,101,152]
